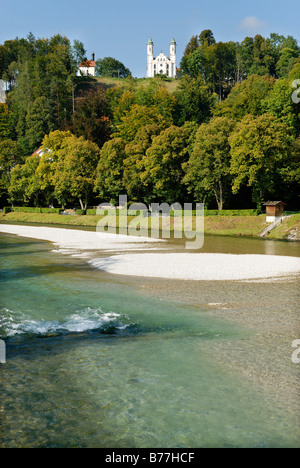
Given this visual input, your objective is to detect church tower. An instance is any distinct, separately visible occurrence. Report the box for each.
[146,37,177,79]
[147,37,154,78]
[170,37,177,79]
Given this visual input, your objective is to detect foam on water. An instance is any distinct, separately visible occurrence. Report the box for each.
[0,307,128,337]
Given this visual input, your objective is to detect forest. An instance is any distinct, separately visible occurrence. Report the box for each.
[0,30,299,211]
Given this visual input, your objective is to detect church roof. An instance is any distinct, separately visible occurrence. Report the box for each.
[79,60,95,68]
[170,37,176,45]
[148,36,154,45]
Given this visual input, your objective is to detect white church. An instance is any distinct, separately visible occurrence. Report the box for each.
[147,37,177,79]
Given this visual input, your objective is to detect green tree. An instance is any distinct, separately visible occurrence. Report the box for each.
[0,139,24,203]
[174,75,216,126]
[238,37,254,79]
[184,35,200,55]
[47,40,73,127]
[110,89,136,127]
[141,124,194,203]
[72,88,111,148]
[94,138,127,201]
[114,104,170,142]
[262,79,299,135]
[214,74,275,120]
[8,154,41,206]
[229,114,293,208]
[199,30,216,47]
[25,96,55,152]
[72,40,87,66]
[52,135,101,210]
[276,47,299,77]
[0,104,13,139]
[183,117,236,210]
[179,48,206,79]
[250,35,277,76]
[123,124,163,201]
[95,57,131,78]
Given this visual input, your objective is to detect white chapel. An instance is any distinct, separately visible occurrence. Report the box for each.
[147,37,177,79]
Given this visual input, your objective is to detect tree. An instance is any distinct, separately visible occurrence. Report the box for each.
[183,35,200,55]
[8,154,42,206]
[0,139,24,203]
[238,37,254,79]
[199,30,216,47]
[250,35,277,76]
[214,74,275,120]
[183,117,236,210]
[229,114,293,208]
[141,124,194,203]
[174,75,216,126]
[95,57,131,78]
[276,47,299,77]
[72,40,87,66]
[110,89,136,127]
[123,124,163,201]
[179,48,206,79]
[203,41,237,100]
[46,40,73,127]
[0,104,13,140]
[94,138,127,202]
[25,96,55,152]
[52,135,101,210]
[72,88,111,148]
[114,104,170,142]
[262,79,299,135]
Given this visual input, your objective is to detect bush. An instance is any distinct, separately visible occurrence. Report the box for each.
[12,206,61,214]
[40,208,61,214]
[86,209,97,216]
[171,209,260,217]
[75,209,86,216]
[3,207,12,214]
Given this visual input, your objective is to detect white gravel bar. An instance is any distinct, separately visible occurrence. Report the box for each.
[1,224,300,281]
[0,224,162,252]
[89,253,300,281]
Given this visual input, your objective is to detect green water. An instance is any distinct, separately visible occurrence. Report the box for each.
[0,232,299,448]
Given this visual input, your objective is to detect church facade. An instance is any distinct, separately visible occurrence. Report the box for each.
[147,37,177,79]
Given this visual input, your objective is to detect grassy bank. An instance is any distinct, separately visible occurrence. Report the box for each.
[1,211,299,241]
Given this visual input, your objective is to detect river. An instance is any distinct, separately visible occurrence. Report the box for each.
[0,228,299,448]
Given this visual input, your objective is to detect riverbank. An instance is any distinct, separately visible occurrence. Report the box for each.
[1,211,300,240]
[0,224,300,281]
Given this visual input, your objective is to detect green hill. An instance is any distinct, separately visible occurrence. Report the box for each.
[75,76,179,97]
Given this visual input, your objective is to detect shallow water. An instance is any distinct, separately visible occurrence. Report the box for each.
[0,232,299,448]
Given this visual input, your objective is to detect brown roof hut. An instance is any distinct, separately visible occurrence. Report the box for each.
[264,201,286,222]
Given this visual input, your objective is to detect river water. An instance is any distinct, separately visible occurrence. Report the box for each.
[0,229,299,448]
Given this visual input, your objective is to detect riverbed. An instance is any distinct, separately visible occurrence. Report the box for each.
[0,225,299,448]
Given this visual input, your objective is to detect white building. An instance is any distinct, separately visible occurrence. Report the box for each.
[147,37,177,79]
[78,54,96,77]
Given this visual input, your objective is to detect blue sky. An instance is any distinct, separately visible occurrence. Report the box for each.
[1,0,299,77]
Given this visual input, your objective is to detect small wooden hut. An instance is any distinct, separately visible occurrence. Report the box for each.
[264,201,286,222]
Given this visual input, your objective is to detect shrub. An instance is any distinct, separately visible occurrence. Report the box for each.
[75,209,86,216]
[171,209,260,217]
[3,207,12,214]
[86,209,97,216]
[12,207,61,214]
